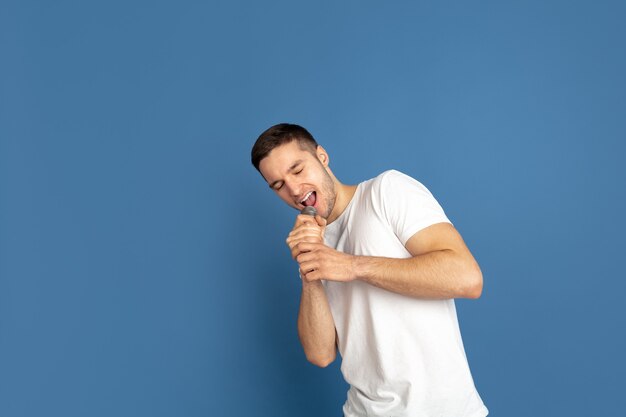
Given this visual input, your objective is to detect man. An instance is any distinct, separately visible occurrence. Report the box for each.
[251,123,488,417]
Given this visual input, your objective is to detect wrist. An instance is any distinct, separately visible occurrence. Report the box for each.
[352,255,375,283]
[351,255,365,281]
[301,278,325,293]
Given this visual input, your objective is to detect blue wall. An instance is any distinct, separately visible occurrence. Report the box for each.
[1,1,625,416]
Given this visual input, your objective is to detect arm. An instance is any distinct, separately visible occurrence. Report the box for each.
[297,280,337,367]
[287,215,337,367]
[296,222,483,299]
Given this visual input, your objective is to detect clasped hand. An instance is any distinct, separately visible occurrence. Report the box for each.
[286,214,356,283]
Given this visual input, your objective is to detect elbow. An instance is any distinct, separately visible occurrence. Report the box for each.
[465,280,483,299]
[462,264,483,299]
[306,351,336,368]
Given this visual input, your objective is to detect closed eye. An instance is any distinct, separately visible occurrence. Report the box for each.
[271,181,284,191]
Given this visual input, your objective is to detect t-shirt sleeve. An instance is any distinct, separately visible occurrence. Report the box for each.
[378,170,452,246]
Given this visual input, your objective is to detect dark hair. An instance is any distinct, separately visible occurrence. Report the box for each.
[251,123,318,172]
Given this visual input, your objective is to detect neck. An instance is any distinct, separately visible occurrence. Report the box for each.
[327,181,358,224]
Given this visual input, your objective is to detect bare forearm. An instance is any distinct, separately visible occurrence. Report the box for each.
[297,280,336,367]
[354,250,483,299]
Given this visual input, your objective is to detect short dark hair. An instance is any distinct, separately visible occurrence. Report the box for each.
[251,123,318,172]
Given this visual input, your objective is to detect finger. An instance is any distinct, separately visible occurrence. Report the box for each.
[293,214,317,228]
[289,238,319,256]
[291,241,309,258]
[296,251,315,264]
[291,246,303,259]
[289,225,322,238]
[314,215,327,227]
[287,239,299,255]
[287,232,323,252]
[292,241,325,259]
[290,222,323,236]
[286,234,303,249]
[302,269,321,282]
[291,239,323,257]
[291,241,318,258]
[298,213,317,223]
[288,230,323,244]
[294,241,316,254]
[289,224,322,245]
[299,261,317,276]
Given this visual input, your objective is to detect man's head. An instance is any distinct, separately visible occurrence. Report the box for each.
[251,123,337,219]
[251,123,319,172]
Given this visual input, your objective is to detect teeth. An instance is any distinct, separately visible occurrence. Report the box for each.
[300,191,313,204]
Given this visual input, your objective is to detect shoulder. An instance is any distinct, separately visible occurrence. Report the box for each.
[369,169,402,186]
[374,169,419,182]
[370,169,446,215]
[373,169,407,181]
[364,170,423,213]
[371,170,452,242]
[370,169,426,193]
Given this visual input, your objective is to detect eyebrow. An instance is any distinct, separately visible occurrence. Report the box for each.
[268,159,304,189]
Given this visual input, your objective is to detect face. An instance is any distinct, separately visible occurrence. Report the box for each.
[259,141,337,219]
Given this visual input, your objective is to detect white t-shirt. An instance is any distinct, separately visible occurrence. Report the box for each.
[323,170,488,417]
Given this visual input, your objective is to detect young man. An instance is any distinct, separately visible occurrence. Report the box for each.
[251,123,488,417]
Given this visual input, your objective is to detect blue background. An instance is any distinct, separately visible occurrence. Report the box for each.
[1,1,625,416]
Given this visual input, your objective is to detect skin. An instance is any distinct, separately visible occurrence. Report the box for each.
[258,140,483,367]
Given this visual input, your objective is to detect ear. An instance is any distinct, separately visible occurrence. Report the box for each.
[316,145,330,167]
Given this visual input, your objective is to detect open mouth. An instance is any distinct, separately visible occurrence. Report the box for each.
[300,191,317,207]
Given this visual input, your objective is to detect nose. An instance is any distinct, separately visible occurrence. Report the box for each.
[284,179,301,198]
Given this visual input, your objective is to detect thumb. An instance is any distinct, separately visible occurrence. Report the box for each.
[315,214,327,227]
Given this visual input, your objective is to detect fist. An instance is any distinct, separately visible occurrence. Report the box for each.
[295,242,357,283]
[286,214,327,259]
